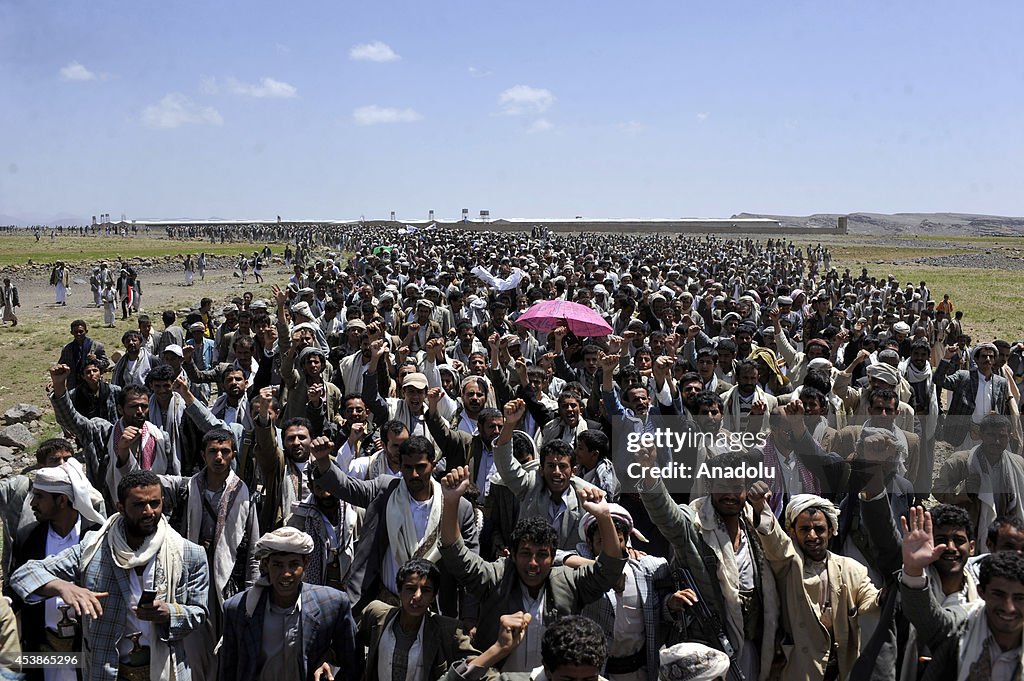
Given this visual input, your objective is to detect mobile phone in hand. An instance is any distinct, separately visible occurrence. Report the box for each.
[138,589,157,608]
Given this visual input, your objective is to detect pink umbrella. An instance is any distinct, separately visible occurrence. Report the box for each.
[514,299,612,338]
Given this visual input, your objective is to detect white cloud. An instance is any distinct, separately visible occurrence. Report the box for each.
[59,61,96,81]
[199,76,219,95]
[499,85,554,115]
[620,121,646,135]
[275,43,292,56]
[468,66,492,78]
[352,105,422,126]
[349,41,401,63]
[696,112,710,122]
[528,118,553,133]
[141,93,223,129]
[226,77,297,98]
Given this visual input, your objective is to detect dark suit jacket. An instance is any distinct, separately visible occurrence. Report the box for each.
[358,601,484,681]
[831,425,921,487]
[399,320,443,353]
[11,518,101,677]
[935,360,1011,447]
[316,464,479,613]
[57,338,109,390]
[220,583,362,681]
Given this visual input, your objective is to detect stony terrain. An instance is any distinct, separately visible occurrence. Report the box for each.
[736,211,1024,237]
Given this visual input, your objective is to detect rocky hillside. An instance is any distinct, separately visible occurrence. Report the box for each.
[734,212,1024,236]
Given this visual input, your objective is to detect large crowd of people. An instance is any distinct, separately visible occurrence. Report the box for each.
[2,225,1024,681]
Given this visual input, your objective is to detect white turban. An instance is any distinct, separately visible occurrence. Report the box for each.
[785,494,839,533]
[658,642,731,681]
[578,502,650,544]
[33,460,106,526]
[807,358,833,371]
[254,526,315,559]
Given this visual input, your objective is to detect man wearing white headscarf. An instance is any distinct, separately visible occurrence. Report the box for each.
[219,527,361,681]
[750,487,880,681]
[834,351,916,434]
[11,462,105,681]
[9,469,209,681]
[565,504,669,681]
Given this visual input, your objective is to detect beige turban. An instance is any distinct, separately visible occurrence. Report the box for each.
[866,362,899,386]
[254,527,314,559]
[785,494,840,533]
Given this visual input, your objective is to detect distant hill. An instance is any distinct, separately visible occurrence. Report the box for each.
[734,212,1024,237]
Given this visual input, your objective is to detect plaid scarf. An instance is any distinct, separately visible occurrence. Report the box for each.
[762,434,820,516]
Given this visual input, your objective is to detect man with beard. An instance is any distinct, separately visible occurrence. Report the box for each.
[772,308,833,386]
[400,299,443,355]
[219,527,361,681]
[282,345,343,436]
[203,367,252,431]
[10,462,105,681]
[333,321,386,396]
[0,439,91,541]
[287,463,358,590]
[252,386,317,530]
[363,339,450,452]
[721,359,777,434]
[934,414,1024,542]
[117,429,260,681]
[425,338,493,433]
[599,353,679,431]
[426,389,505,507]
[633,448,780,681]
[69,359,122,423]
[57,320,110,391]
[673,371,705,419]
[750,488,880,681]
[493,400,595,552]
[834,351,917,435]
[306,433,478,615]
[110,330,158,389]
[898,508,1024,681]
[49,363,177,508]
[900,339,940,495]
[187,336,261,397]
[438,464,624,674]
[757,403,848,519]
[145,363,196,478]
[831,388,921,487]
[9,470,209,681]
[448,321,488,367]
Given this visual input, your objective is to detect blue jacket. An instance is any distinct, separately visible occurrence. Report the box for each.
[219,583,362,681]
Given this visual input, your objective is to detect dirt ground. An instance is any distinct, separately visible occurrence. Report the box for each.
[0,260,282,416]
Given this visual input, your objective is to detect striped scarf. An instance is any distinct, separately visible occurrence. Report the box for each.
[762,435,820,517]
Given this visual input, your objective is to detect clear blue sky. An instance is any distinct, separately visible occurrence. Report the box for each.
[1,1,1022,223]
